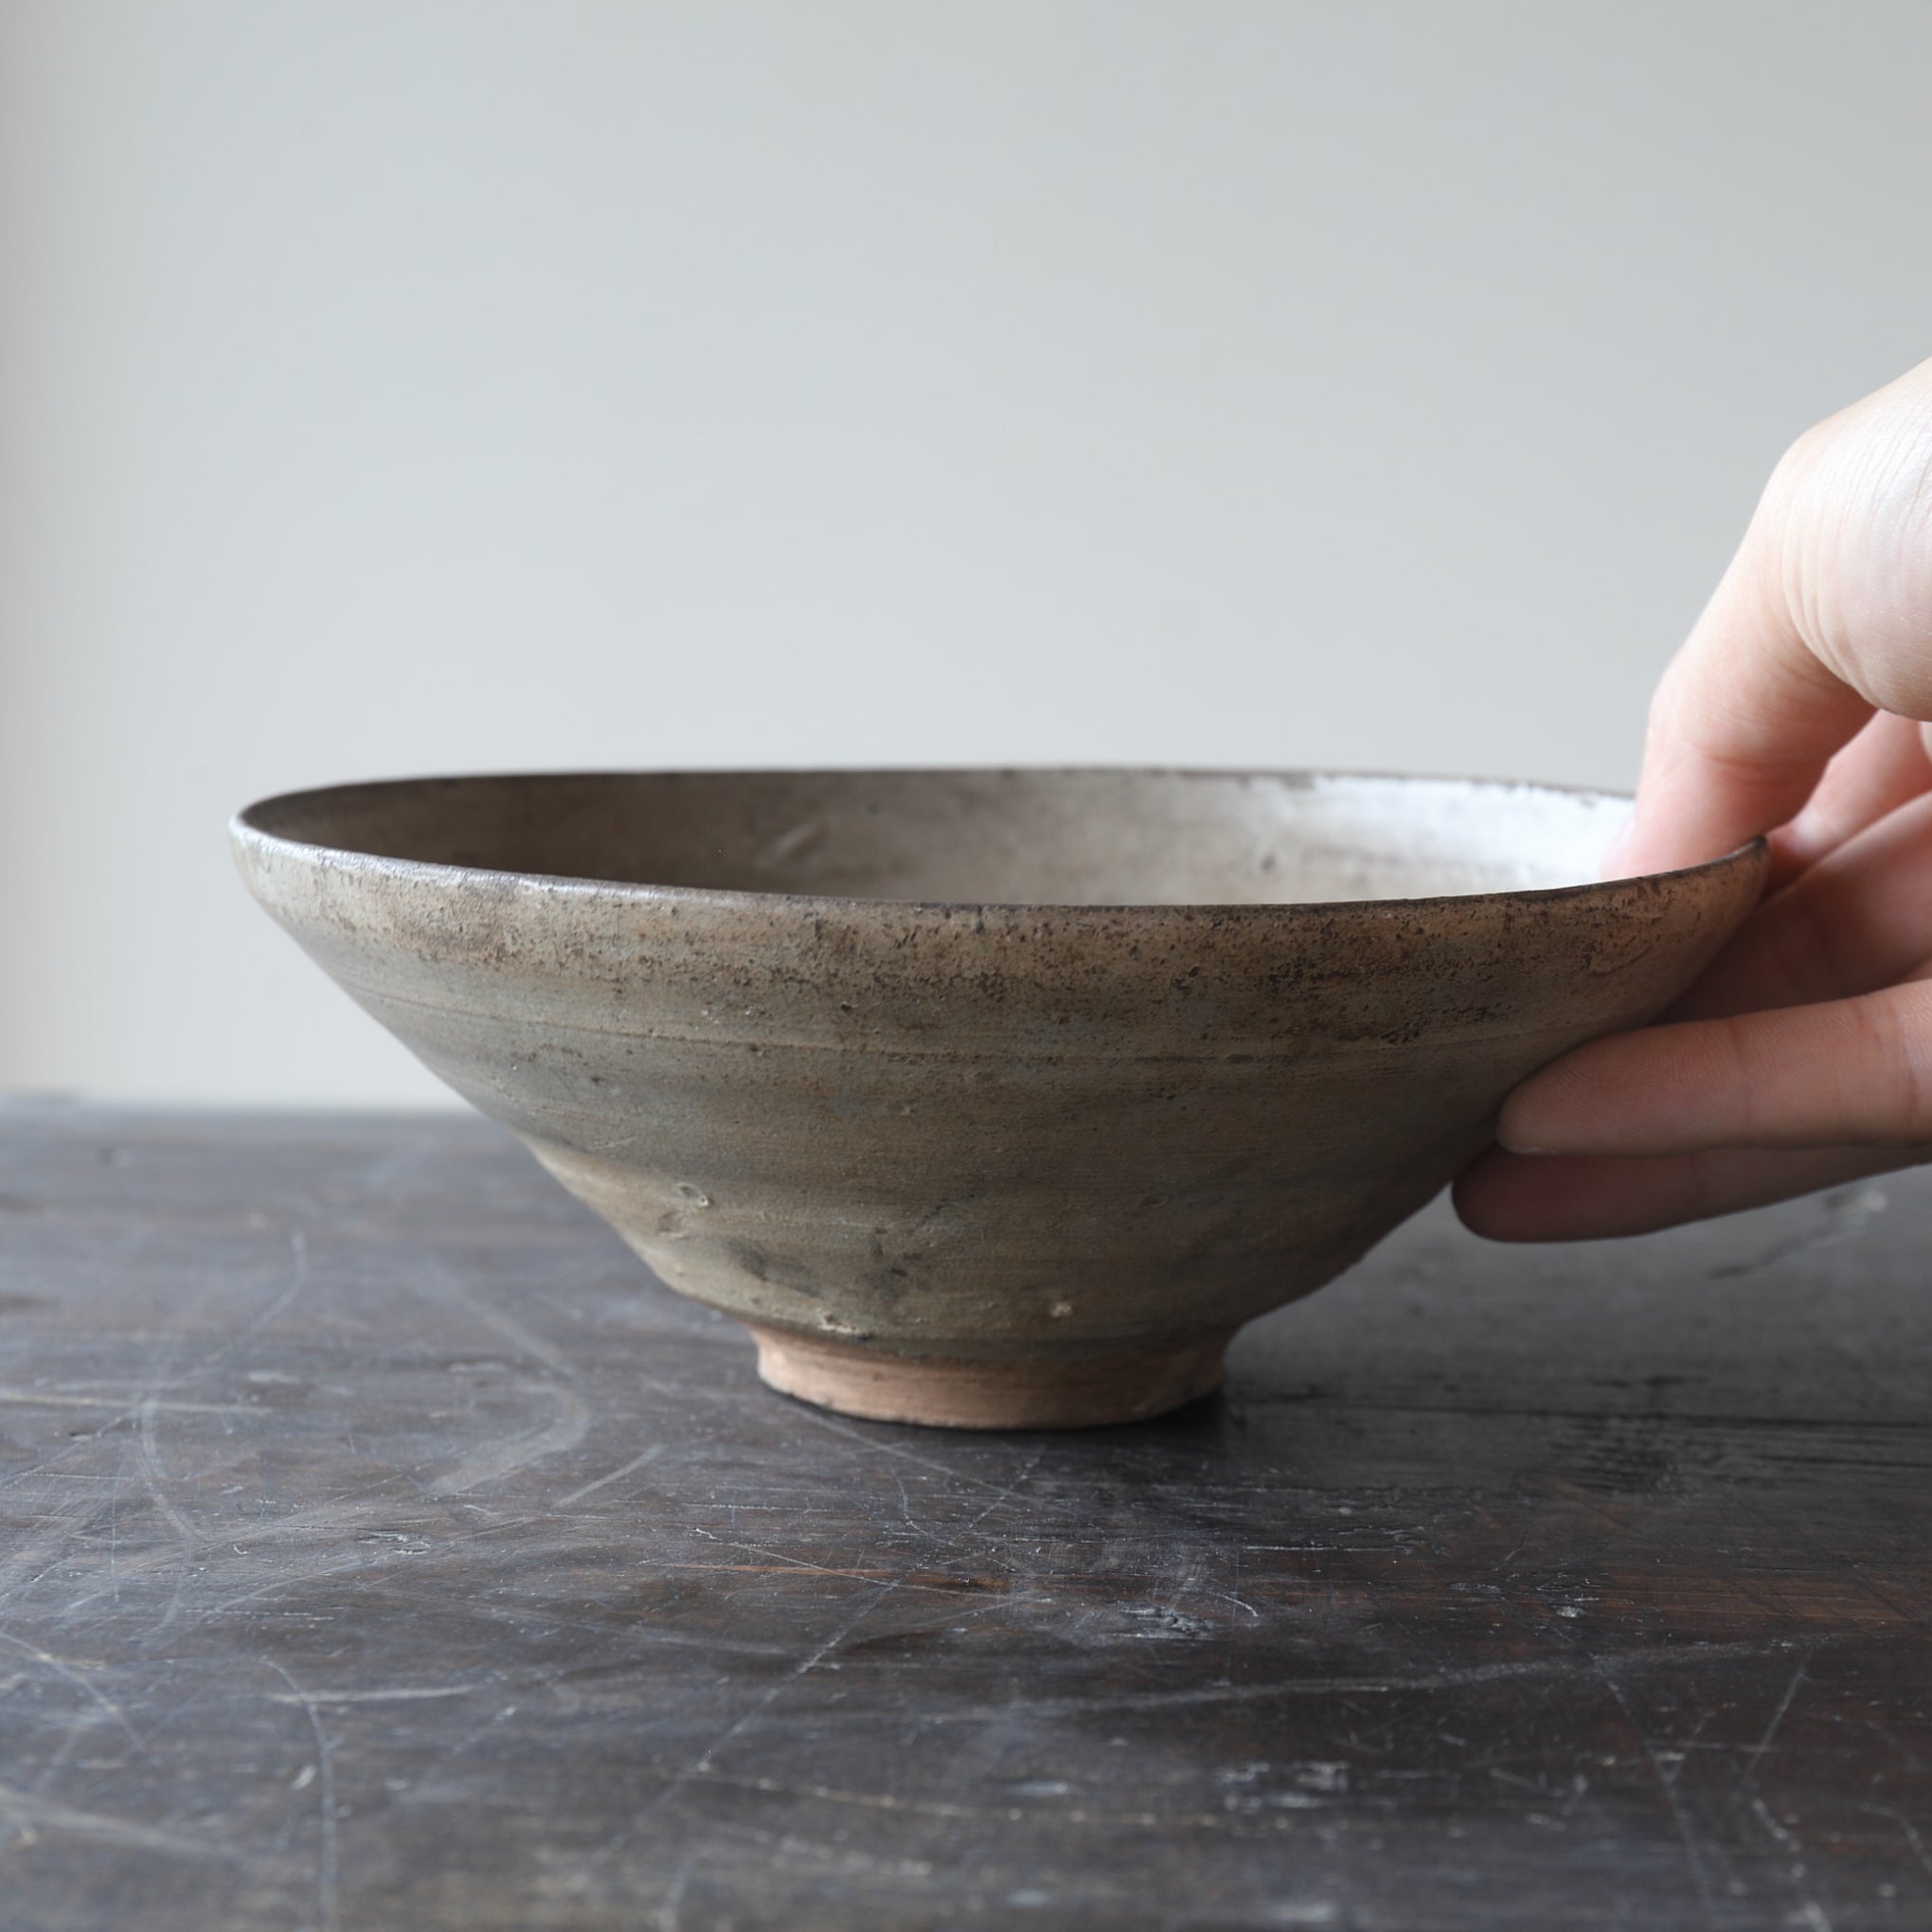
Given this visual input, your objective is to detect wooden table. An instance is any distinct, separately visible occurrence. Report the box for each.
[1,1100,1927,1929]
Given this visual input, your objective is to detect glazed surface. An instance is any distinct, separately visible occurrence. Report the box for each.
[233,769,1764,1424]
[240,768,1632,906]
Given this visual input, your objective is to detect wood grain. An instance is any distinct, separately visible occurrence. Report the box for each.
[0,1100,1926,1928]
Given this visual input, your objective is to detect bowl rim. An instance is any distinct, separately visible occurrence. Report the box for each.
[229,764,1769,921]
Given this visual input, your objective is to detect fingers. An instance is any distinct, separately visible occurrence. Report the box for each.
[1767,710,1932,887]
[1619,357,1932,875]
[1500,721,1932,1239]
[1494,790,1932,1236]
[1499,989,1932,1151]
[1486,364,1932,1243]
[1499,980,1932,1156]
[1454,1141,1926,1243]
[1672,788,1932,1020]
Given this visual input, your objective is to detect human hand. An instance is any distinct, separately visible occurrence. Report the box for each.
[1457,357,1932,1242]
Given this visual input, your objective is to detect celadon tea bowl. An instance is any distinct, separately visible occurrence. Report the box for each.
[231,770,1766,1428]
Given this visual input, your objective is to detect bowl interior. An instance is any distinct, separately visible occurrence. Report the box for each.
[242,769,1631,907]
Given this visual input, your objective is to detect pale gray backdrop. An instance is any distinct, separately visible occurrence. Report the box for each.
[3,1,1929,1105]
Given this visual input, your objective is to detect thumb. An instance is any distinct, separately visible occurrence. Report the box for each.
[1620,358,1932,875]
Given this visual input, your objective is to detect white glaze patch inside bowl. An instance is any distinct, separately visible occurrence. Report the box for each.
[244,769,1632,908]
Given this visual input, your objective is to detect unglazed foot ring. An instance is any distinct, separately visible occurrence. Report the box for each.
[745,1324,1233,1429]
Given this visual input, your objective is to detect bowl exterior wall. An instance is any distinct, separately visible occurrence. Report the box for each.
[233,832,1766,1361]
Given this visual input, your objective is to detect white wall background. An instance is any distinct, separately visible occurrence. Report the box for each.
[3,1,1929,1107]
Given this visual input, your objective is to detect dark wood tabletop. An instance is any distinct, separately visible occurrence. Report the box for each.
[1,1100,1927,1930]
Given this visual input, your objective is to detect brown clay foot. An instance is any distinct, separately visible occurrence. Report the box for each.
[744,1324,1234,1429]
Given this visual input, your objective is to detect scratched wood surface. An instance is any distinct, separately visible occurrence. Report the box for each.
[0,1100,1928,1930]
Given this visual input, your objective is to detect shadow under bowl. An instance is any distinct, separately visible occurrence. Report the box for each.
[231,769,1765,1428]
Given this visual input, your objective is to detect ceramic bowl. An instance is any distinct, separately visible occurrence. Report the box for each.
[232,770,1765,1429]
